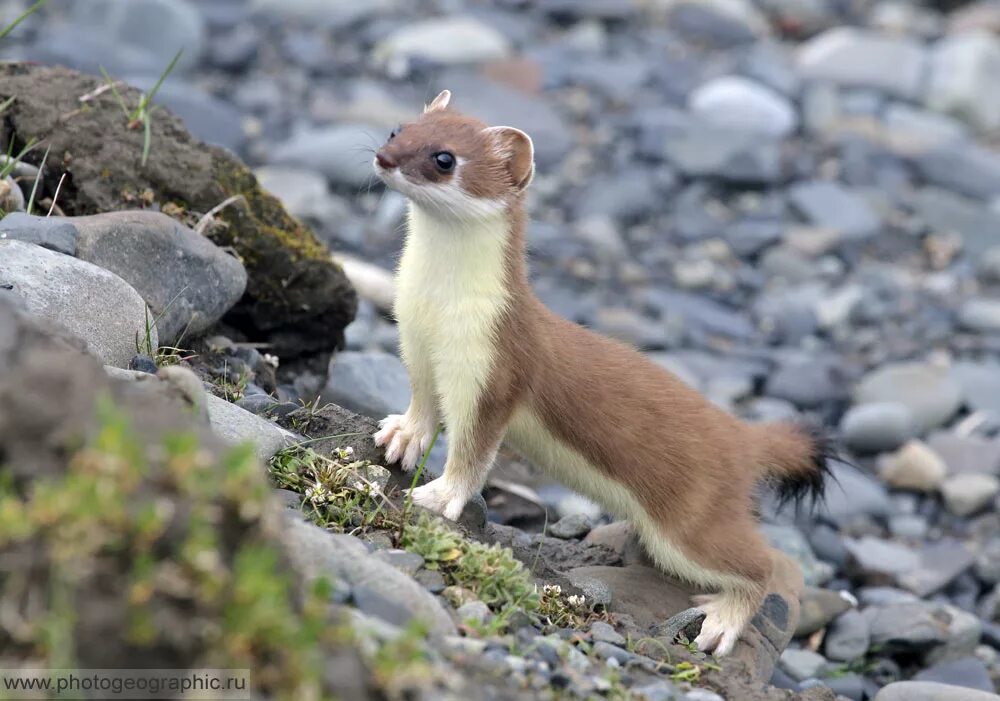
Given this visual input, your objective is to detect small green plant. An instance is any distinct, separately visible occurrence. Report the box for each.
[0,0,47,42]
[24,143,48,214]
[0,137,38,180]
[214,361,250,403]
[100,48,183,166]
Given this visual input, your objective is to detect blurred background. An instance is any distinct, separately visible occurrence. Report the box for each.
[6,0,1000,695]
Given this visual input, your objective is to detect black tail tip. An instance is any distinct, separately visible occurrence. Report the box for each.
[774,422,841,511]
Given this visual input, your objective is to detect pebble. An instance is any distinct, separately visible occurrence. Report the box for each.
[589,621,626,646]
[322,350,410,420]
[925,31,1000,133]
[840,402,916,454]
[549,513,594,540]
[941,473,1000,517]
[456,601,493,627]
[959,298,1000,334]
[372,549,425,577]
[853,362,963,434]
[875,681,1000,701]
[914,656,996,693]
[778,648,829,682]
[373,17,510,71]
[688,75,798,137]
[788,180,881,239]
[879,440,948,492]
[825,609,871,662]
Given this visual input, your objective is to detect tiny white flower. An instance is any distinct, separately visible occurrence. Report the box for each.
[263,353,279,368]
[567,594,585,608]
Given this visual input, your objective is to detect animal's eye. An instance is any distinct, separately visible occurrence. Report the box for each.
[433,151,455,171]
[389,124,401,140]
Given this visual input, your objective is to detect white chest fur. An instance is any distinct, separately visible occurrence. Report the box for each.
[394,204,511,441]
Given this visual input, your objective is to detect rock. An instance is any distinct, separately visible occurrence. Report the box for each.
[761,524,833,587]
[884,103,968,154]
[841,403,916,454]
[0,63,356,358]
[764,356,848,410]
[897,540,976,598]
[927,430,1000,475]
[976,539,1000,584]
[374,17,510,71]
[372,549,425,577]
[824,609,870,662]
[912,187,1000,258]
[415,569,446,594]
[688,76,798,137]
[665,0,771,46]
[0,175,24,213]
[941,473,1000,516]
[797,28,927,101]
[549,513,594,540]
[564,572,612,607]
[280,515,455,636]
[778,648,828,682]
[0,239,154,368]
[875,681,1000,701]
[456,601,493,627]
[866,602,949,655]
[656,607,706,643]
[71,211,247,344]
[913,142,1000,202]
[589,621,626,646]
[796,588,853,637]
[914,656,996,693]
[659,120,784,185]
[254,166,346,225]
[271,124,383,190]
[0,212,79,255]
[322,350,411,420]
[960,298,1000,334]
[204,393,297,461]
[926,31,1000,133]
[879,440,948,492]
[951,361,1000,417]
[844,536,920,585]
[249,0,401,27]
[819,462,893,526]
[854,362,963,434]
[36,0,205,75]
[788,181,880,240]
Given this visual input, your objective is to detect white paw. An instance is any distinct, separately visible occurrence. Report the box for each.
[692,594,743,657]
[409,478,466,521]
[373,414,433,472]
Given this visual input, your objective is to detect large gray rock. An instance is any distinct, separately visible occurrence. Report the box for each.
[841,402,916,454]
[797,28,927,100]
[323,350,411,419]
[926,30,1000,133]
[0,212,78,255]
[875,682,1000,701]
[854,362,963,433]
[280,516,456,637]
[0,239,154,368]
[72,211,247,345]
[788,181,881,239]
[205,394,298,462]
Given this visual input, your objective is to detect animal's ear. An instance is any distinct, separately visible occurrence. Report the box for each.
[424,90,451,113]
[485,126,535,192]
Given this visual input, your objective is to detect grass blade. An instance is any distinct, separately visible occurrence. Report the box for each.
[0,137,38,181]
[141,116,152,166]
[0,95,15,116]
[0,0,48,42]
[25,143,49,215]
[139,48,183,115]
[98,66,131,117]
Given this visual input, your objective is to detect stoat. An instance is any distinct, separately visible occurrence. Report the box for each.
[372,90,829,656]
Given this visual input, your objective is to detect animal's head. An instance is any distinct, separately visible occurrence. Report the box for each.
[373,90,534,220]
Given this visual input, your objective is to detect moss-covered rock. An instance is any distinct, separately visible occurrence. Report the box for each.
[0,63,356,357]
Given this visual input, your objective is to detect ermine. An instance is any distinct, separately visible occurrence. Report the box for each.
[372,90,830,656]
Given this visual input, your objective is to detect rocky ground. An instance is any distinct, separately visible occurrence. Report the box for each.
[4,0,1000,699]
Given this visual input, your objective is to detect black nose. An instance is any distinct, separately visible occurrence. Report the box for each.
[376,151,397,169]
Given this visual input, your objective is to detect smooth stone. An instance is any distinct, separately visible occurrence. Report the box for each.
[688,75,797,137]
[913,143,1000,202]
[941,473,1000,516]
[249,0,401,27]
[913,188,1000,257]
[322,350,411,420]
[589,620,626,646]
[818,463,893,526]
[854,362,963,433]
[280,515,455,636]
[372,549,425,577]
[72,211,247,345]
[655,607,706,643]
[914,656,996,693]
[796,27,927,100]
[897,540,976,598]
[796,587,852,637]
[825,609,870,662]
[875,681,1000,701]
[456,601,493,626]
[844,536,920,585]
[0,239,154,368]
[374,17,510,69]
[788,180,880,239]
[841,403,916,454]
[549,513,594,540]
[976,539,1000,584]
[778,648,828,682]
[761,523,833,587]
[927,430,1000,475]
[205,394,297,462]
[879,440,947,492]
[865,602,949,654]
[960,298,1000,334]
[925,30,1000,133]
[0,175,24,214]
[951,361,1000,417]
[0,212,79,255]
[272,124,383,189]
[255,166,346,225]
[764,356,848,410]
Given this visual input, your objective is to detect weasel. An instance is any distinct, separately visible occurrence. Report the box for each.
[372,90,829,656]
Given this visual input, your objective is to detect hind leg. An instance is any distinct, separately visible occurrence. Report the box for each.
[692,584,765,656]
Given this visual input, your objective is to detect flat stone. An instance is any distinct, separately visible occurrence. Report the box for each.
[0,212,79,255]
[778,648,828,682]
[913,143,1000,202]
[688,75,797,137]
[0,239,154,368]
[941,473,1000,516]
[272,124,384,189]
[788,180,881,239]
[549,513,594,540]
[589,620,626,646]
[960,298,1000,334]
[854,362,963,433]
[927,431,1000,475]
[372,549,425,577]
[925,31,1000,133]
[374,17,510,70]
[841,402,916,454]
[205,394,297,462]
[865,602,949,655]
[824,609,870,662]
[796,587,853,637]
[951,361,1000,417]
[818,462,893,526]
[914,656,996,693]
[797,28,926,100]
[844,536,920,585]
[879,440,947,492]
[322,350,411,419]
[897,540,976,598]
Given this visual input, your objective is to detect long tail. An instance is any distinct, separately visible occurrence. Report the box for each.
[747,421,836,509]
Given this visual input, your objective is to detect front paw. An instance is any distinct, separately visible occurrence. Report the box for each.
[373,414,433,471]
[409,478,466,521]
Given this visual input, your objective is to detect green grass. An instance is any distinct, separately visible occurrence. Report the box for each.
[0,0,47,42]
[101,48,183,166]
[24,143,48,214]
